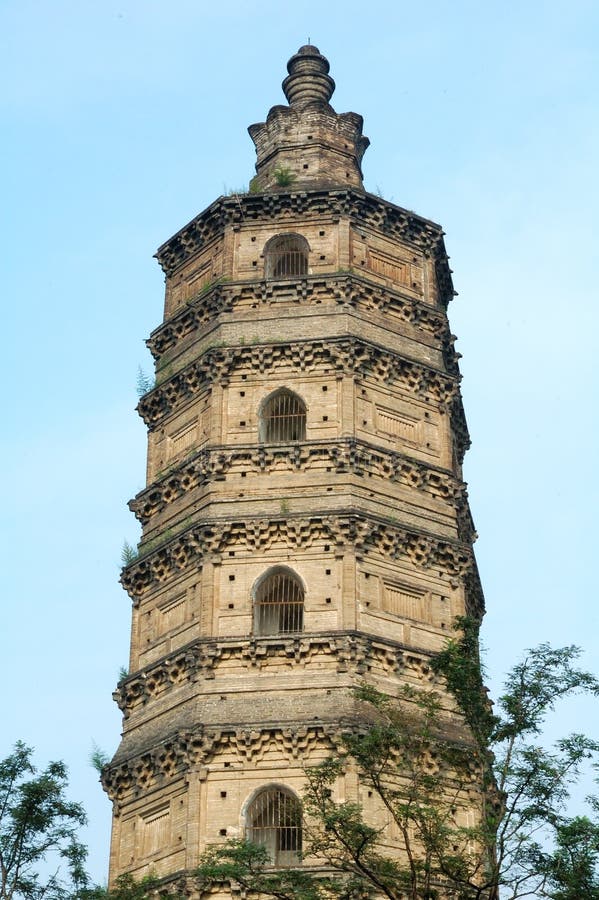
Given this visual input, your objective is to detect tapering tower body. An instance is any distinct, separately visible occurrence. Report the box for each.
[104,47,483,889]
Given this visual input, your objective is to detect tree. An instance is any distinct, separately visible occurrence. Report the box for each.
[0,742,89,900]
[436,623,599,899]
[82,873,168,900]
[194,621,599,900]
[532,816,599,900]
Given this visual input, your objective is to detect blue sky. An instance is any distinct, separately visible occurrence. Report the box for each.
[2,0,598,885]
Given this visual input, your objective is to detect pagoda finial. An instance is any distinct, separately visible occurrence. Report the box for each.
[249,46,368,191]
[282,45,335,106]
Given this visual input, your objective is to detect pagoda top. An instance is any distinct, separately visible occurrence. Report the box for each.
[282,44,335,106]
[248,46,369,192]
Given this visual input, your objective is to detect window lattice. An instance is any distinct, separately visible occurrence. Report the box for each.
[265,235,309,279]
[261,390,306,443]
[254,570,304,635]
[246,789,302,867]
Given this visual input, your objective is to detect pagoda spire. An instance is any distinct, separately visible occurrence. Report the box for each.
[282,44,335,106]
[248,45,369,192]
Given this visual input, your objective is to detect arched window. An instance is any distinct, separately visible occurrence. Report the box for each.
[260,389,306,443]
[264,234,309,279]
[254,568,304,635]
[246,788,302,867]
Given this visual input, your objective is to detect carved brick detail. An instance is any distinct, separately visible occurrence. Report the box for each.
[129,439,464,526]
[113,632,425,717]
[147,274,448,362]
[102,723,340,805]
[120,513,477,599]
[137,337,459,429]
[155,190,450,286]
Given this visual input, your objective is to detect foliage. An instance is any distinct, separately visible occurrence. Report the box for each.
[539,815,599,899]
[89,744,110,775]
[0,742,89,900]
[434,620,599,898]
[120,541,138,566]
[196,841,338,900]
[194,620,599,900]
[135,367,154,398]
[301,684,489,900]
[82,873,166,900]
[273,166,296,187]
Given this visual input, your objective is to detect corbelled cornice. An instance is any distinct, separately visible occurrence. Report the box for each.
[154,189,453,305]
[114,631,442,719]
[120,511,483,614]
[137,336,463,428]
[103,634,478,807]
[146,273,448,363]
[102,721,341,806]
[129,437,467,531]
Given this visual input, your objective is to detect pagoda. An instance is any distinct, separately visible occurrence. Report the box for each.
[103,45,484,891]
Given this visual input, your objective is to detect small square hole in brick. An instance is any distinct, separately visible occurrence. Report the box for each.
[240,390,245,396]
[252,260,257,266]
[228,603,234,609]
[322,385,327,391]
[220,791,227,798]
[241,472,246,478]
[324,544,330,551]
[229,574,235,581]
[323,415,328,421]
[224,762,230,768]
[303,164,308,169]
[239,421,246,426]
[325,598,331,604]
[219,829,227,836]
[251,236,256,242]
[320,254,325,260]
[319,230,325,236]
[326,569,331,575]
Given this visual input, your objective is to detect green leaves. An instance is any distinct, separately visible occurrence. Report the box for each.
[82,872,167,900]
[0,742,89,900]
[273,167,296,187]
[196,839,334,900]
[497,644,599,739]
[193,626,599,900]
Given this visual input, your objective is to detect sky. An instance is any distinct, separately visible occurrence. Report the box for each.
[2,0,598,887]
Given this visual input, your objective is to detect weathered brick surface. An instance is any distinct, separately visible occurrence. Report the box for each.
[105,46,486,890]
